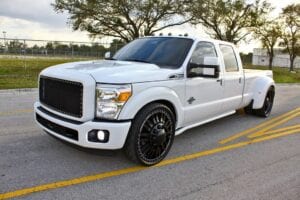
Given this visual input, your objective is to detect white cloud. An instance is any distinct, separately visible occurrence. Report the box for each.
[0,16,91,42]
[0,0,92,42]
[0,0,68,27]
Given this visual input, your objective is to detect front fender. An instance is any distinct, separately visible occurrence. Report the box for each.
[252,77,275,109]
[118,87,184,128]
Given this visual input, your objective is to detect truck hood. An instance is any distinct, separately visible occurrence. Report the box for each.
[41,60,181,83]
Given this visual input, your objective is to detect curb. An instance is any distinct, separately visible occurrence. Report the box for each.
[275,83,300,86]
[0,88,38,94]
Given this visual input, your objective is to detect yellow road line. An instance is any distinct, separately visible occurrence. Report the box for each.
[248,112,300,138]
[248,124,300,138]
[218,107,300,144]
[0,109,33,116]
[1,130,299,200]
[249,128,300,139]
[0,166,146,200]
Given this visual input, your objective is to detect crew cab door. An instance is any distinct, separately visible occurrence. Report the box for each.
[184,42,224,125]
[219,44,244,111]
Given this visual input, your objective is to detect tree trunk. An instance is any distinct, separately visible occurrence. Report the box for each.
[268,55,273,70]
[290,57,294,72]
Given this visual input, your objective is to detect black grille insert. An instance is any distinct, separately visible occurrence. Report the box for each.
[39,76,83,118]
[36,114,78,141]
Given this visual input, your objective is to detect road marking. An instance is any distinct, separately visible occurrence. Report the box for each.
[219,107,300,144]
[0,130,299,199]
[248,124,300,138]
[0,109,33,116]
[247,112,300,138]
[249,128,300,139]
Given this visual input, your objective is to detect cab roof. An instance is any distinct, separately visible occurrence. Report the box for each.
[143,35,235,47]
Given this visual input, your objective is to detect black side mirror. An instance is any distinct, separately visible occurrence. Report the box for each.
[187,57,220,78]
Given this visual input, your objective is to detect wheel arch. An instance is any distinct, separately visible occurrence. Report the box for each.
[251,77,275,109]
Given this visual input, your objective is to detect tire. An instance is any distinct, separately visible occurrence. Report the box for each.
[124,103,175,166]
[253,87,275,117]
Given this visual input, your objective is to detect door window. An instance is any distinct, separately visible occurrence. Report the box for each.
[219,45,239,72]
[190,42,217,64]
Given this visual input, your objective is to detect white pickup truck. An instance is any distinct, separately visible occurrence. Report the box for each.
[34,36,275,165]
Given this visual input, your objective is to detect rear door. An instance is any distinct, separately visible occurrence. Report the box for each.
[219,44,244,111]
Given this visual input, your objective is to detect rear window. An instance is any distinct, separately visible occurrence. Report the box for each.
[219,45,239,72]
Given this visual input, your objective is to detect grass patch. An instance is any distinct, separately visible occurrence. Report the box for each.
[0,57,90,89]
[244,64,300,83]
[0,58,299,89]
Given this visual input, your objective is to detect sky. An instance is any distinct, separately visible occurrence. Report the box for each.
[0,0,298,53]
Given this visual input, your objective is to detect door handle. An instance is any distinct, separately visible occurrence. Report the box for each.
[239,77,242,84]
[216,79,223,85]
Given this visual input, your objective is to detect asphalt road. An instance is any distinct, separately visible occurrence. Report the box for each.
[0,85,299,200]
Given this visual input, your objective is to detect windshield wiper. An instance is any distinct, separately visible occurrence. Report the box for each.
[123,59,151,64]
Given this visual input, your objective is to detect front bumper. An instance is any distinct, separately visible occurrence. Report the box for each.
[34,102,131,149]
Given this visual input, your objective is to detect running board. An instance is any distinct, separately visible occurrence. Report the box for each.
[175,111,236,136]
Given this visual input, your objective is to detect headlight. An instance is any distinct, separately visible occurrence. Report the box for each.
[95,84,132,119]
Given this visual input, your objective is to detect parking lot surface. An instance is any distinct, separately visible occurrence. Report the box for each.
[0,85,299,200]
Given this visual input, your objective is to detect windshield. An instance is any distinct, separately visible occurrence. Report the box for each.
[113,37,194,69]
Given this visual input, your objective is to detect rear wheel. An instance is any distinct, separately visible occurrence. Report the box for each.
[124,103,175,166]
[253,88,275,117]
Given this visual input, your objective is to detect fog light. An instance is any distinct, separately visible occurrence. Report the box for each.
[88,130,109,143]
[97,130,106,141]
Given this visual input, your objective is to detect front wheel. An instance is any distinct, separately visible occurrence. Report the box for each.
[124,103,175,166]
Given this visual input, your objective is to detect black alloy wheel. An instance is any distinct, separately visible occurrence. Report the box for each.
[263,92,273,116]
[254,87,275,117]
[125,103,175,166]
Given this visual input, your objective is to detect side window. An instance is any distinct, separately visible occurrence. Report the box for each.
[190,42,217,65]
[219,45,239,72]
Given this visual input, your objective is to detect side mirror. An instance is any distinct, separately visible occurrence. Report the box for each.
[187,57,220,78]
[104,51,111,60]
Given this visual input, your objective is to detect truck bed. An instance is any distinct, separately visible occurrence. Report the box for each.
[244,69,273,79]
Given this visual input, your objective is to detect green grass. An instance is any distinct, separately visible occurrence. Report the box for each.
[0,57,299,89]
[244,64,300,83]
[0,57,90,89]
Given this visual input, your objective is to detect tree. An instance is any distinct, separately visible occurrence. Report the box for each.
[253,21,282,69]
[8,40,26,53]
[187,0,272,44]
[91,43,107,57]
[53,0,192,42]
[109,39,125,54]
[280,3,300,72]
[46,42,54,51]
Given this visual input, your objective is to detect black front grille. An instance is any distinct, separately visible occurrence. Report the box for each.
[36,114,78,141]
[39,76,83,118]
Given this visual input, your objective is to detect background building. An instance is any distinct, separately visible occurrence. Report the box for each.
[252,48,300,68]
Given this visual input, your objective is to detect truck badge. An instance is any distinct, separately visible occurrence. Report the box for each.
[188,97,196,104]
